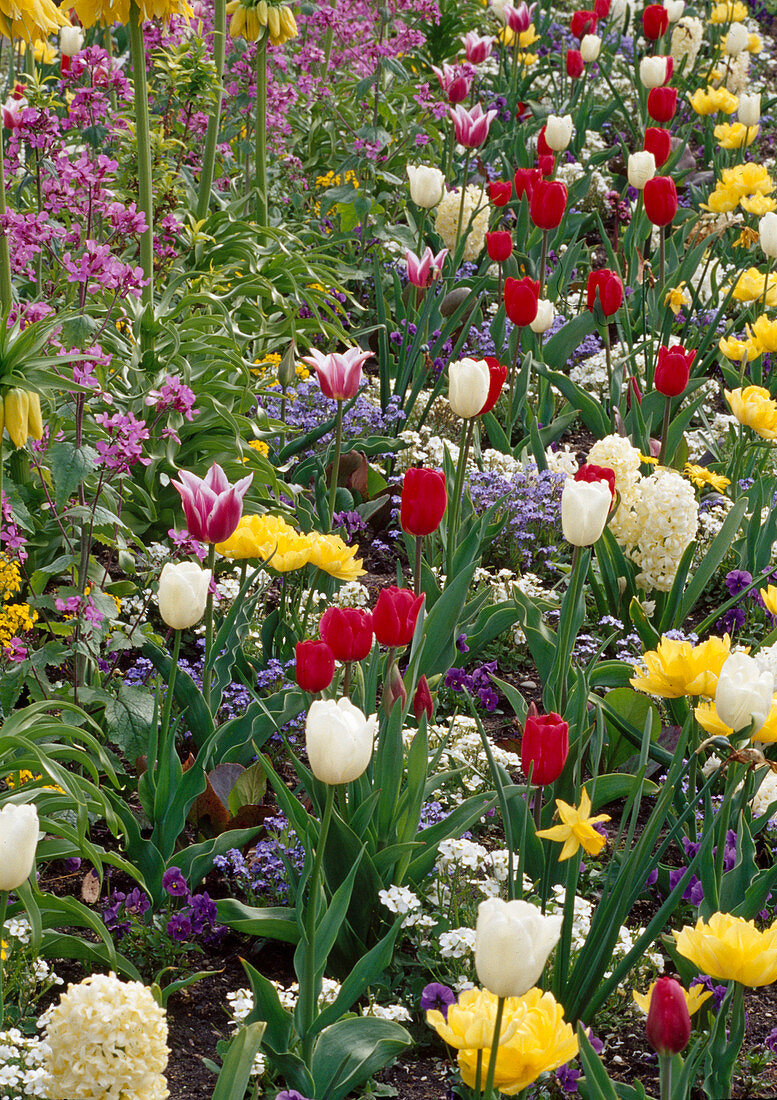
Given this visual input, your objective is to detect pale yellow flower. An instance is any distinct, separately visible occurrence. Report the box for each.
[674,912,777,987]
[307,533,365,582]
[725,385,777,439]
[633,981,712,1017]
[630,635,732,697]
[689,86,738,116]
[750,315,777,353]
[714,122,758,149]
[718,334,761,361]
[731,268,777,306]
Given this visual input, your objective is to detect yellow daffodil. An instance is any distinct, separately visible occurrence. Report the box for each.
[674,912,777,987]
[536,790,611,861]
[665,283,691,315]
[762,585,777,615]
[307,533,365,582]
[714,122,758,149]
[633,981,712,1017]
[689,86,739,116]
[683,463,730,493]
[630,635,732,698]
[227,0,297,45]
[731,269,777,306]
[718,334,762,361]
[725,385,777,439]
[427,987,578,1095]
[710,1,748,22]
[695,697,777,742]
[750,315,777,353]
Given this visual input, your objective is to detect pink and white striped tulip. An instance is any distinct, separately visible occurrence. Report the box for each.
[173,463,253,545]
[504,2,534,32]
[301,347,371,401]
[431,63,472,104]
[406,246,448,288]
[449,103,498,149]
[461,31,495,64]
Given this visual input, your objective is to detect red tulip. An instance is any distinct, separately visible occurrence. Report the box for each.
[644,126,672,167]
[536,126,552,158]
[489,180,513,207]
[319,607,374,662]
[481,357,508,415]
[538,154,555,178]
[646,977,691,1056]
[373,587,424,648]
[594,0,610,15]
[173,463,253,545]
[627,375,643,407]
[400,468,447,537]
[504,276,540,326]
[647,86,677,123]
[413,674,434,721]
[486,230,513,262]
[642,3,668,39]
[295,640,335,692]
[521,709,569,785]
[514,166,541,200]
[586,269,623,317]
[570,9,598,37]
[575,463,616,501]
[654,344,695,396]
[566,49,585,78]
[529,179,567,230]
[383,661,407,714]
[643,175,677,226]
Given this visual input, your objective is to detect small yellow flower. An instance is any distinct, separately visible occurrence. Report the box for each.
[639,453,659,466]
[633,982,712,1017]
[248,439,270,457]
[733,227,759,249]
[748,32,762,52]
[725,385,777,439]
[0,939,7,961]
[536,789,611,861]
[689,86,739,116]
[718,334,761,361]
[674,912,777,987]
[307,533,365,582]
[683,463,730,493]
[695,697,777,742]
[630,635,732,698]
[664,282,691,315]
[714,122,758,150]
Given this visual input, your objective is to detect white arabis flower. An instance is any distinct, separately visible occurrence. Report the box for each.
[715,652,774,734]
[0,803,38,891]
[561,478,611,546]
[628,151,656,190]
[738,93,760,127]
[724,21,748,55]
[544,114,574,151]
[448,357,490,418]
[530,298,555,333]
[760,212,777,259]
[305,698,376,784]
[580,33,601,61]
[475,898,562,997]
[157,561,211,630]
[639,55,671,88]
[406,165,445,209]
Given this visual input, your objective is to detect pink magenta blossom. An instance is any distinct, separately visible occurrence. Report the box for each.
[300,347,371,401]
[449,103,498,148]
[405,246,448,288]
[462,32,494,64]
[504,2,535,32]
[430,62,472,104]
[172,463,253,544]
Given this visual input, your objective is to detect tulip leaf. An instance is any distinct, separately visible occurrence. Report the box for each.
[215,899,300,945]
[676,496,747,625]
[141,640,214,745]
[311,1018,413,1100]
[211,1022,266,1100]
[576,1024,621,1100]
[601,688,661,771]
[240,958,293,1051]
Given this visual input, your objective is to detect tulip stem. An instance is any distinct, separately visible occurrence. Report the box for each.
[0,130,12,313]
[475,1049,483,1095]
[159,629,181,755]
[342,660,352,699]
[456,149,472,253]
[658,225,666,298]
[482,995,506,1100]
[762,261,772,313]
[196,0,226,220]
[553,848,580,999]
[328,398,344,530]
[128,2,154,317]
[539,229,549,296]
[0,889,6,1030]
[301,783,335,1066]
[413,535,423,598]
[657,394,672,466]
[416,208,427,256]
[447,418,474,575]
[255,30,269,228]
[202,543,217,712]
[658,1052,672,1100]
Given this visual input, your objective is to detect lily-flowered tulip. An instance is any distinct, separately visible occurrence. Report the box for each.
[431,62,471,105]
[300,347,371,401]
[406,246,448,288]
[503,1,533,32]
[462,31,494,63]
[449,103,498,148]
[173,462,253,544]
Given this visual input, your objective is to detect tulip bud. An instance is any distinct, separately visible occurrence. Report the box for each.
[488,180,513,207]
[448,357,491,418]
[724,21,748,54]
[566,49,585,77]
[413,674,434,721]
[475,898,563,997]
[373,586,424,648]
[383,661,407,714]
[319,607,374,662]
[654,343,695,396]
[647,86,677,123]
[529,179,568,230]
[643,175,678,226]
[544,113,574,151]
[0,803,39,891]
[646,977,692,1056]
[580,33,601,60]
[715,651,774,734]
[486,230,513,262]
[639,55,672,88]
[663,0,684,21]
[628,150,656,190]
[739,93,761,128]
[529,298,555,333]
[643,3,668,39]
[59,25,84,56]
[760,212,777,259]
[504,276,540,327]
[644,126,672,168]
[586,269,623,316]
[157,562,211,630]
[561,478,611,546]
[406,165,446,209]
[521,710,569,784]
[570,9,597,37]
[295,639,335,693]
[305,698,376,785]
[401,468,447,536]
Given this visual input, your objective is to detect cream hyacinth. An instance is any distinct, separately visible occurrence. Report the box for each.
[670,15,703,66]
[434,185,491,262]
[628,468,699,591]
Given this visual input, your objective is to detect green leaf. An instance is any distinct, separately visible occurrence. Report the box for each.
[216,899,300,944]
[677,496,747,624]
[311,1017,412,1100]
[211,1022,266,1100]
[601,688,661,770]
[104,685,156,760]
[577,1023,621,1100]
[227,760,267,816]
[48,442,98,508]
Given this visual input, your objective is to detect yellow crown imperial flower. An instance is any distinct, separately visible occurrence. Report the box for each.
[630,634,732,698]
[227,0,297,45]
[2,388,44,449]
[73,0,191,28]
[725,384,777,438]
[0,0,68,43]
[674,912,777,987]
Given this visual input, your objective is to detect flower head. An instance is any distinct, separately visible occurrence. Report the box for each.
[630,634,731,697]
[673,912,777,987]
[173,463,253,545]
[536,789,611,861]
[725,385,777,439]
[300,347,370,402]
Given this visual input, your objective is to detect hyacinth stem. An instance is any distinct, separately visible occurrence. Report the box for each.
[301,782,335,1066]
[203,542,217,711]
[255,30,269,227]
[447,418,474,575]
[128,3,154,314]
[657,394,672,466]
[413,534,423,598]
[328,398,344,530]
[196,0,227,220]
[482,995,506,1100]
[0,129,12,314]
[159,629,181,751]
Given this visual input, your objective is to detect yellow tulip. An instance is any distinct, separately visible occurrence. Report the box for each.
[689,86,738,116]
[307,533,365,582]
[695,696,777,742]
[630,635,732,698]
[674,912,777,987]
[718,334,762,362]
[731,269,777,306]
[725,385,777,439]
[714,122,758,150]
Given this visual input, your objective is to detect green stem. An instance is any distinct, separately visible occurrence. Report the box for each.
[413,534,423,598]
[539,228,549,295]
[128,3,154,313]
[482,996,506,1100]
[475,1049,483,1095]
[657,394,672,466]
[328,399,343,530]
[301,783,335,1066]
[0,126,12,313]
[255,30,268,227]
[553,849,580,999]
[196,0,226,220]
[658,224,666,299]
[658,1052,672,1100]
[159,629,181,749]
[455,149,472,251]
[416,208,427,255]
[202,543,217,711]
[446,418,474,574]
[762,260,771,313]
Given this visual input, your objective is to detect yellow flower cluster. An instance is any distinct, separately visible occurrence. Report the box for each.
[427,986,578,1094]
[216,513,365,581]
[725,385,777,438]
[74,0,191,25]
[314,171,360,191]
[689,85,738,116]
[721,316,777,362]
[704,164,775,216]
[714,122,758,150]
[630,634,732,697]
[250,350,310,381]
[710,0,748,22]
[0,556,36,648]
[0,0,68,42]
[674,912,777,987]
[227,0,297,45]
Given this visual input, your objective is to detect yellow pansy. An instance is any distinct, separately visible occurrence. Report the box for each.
[307,533,365,582]
[683,463,730,493]
[630,635,732,698]
[674,912,777,987]
[714,122,758,149]
[725,385,777,439]
[750,315,777,353]
[695,697,777,742]
[689,86,738,116]
[633,982,712,1017]
[665,283,691,315]
[731,268,777,306]
[718,334,761,361]
[536,789,611,861]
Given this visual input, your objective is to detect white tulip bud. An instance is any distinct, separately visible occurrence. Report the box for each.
[561,478,611,546]
[639,55,670,88]
[157,562,211,630]
[628,150,657,190]
[759,212,777,259]
[544,113,574,152]
[715,652,774,734]
[406,165,446,209]
[662,0,684,21]
[490,0,510,23]
[305,698,376,785]
[738,92,761,127]
[59,26,84,56]
[580,33,601,61]
[448,357,490,418]
[724,21,749,55]
[529,298,555,333]
[475,898,562,998]
[0,803,39,891]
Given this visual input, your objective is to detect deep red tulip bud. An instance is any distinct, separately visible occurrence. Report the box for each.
[647,86,677,123]
[566,49,585,78]
[536,126,552,158]
[413,674,434,721]
[539,154,555,178]
[530,179,568,230]
[654,344,695,396]
[570,9,598,37]
[489,180,513,207]
[486,230,513,262]
[295,640,335,693]
[513,166,542,200]
[586,269,623,316]
[594,0,610,16]
[400,468,447,537]
[516,101,528,120]
[481,357,508,415]
[643,175,678,226]
[646,977,691,1056]
[644,126,672,167]
[373,587,425,648]
[575,462,616,501]
[521,709,569,785]
[627,375,643,407]
[642,3,668,39]
[319,607,374,662]
[383,661,408,714]
[504,276,540,326]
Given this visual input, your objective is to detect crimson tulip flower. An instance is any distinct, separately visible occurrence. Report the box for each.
[643,175,677,226]
[570,9,597,37]
[538,154,555,178]
[566,49,584,78]
[504,275,540,326]
[514,167,541,200]
[642,3,668,38]
[295,640,335,693]
[173,463,253,545]
[575,463,616,501]
[413,674,434,721]
[654,344,695,396]
[489,180,513,207]
[372,587,424,648]
[521,711,569,784]
[644,126,672,167]
[594,0,610,15]
[647,86,677,123]
[481,357,508,414]
[646,977,691,1056]
[319,607,374,662]
[529,179,568,230]
[587,269,623,316]
[486,231,513,262]
[400,468,447,537]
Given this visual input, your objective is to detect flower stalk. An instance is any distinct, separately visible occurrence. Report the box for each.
[202,543,217,711]
[255,28,269,227]
[300,782,335,1065]
[128,2,154,313]
[196,0,227,220]
[482,995,506,1100]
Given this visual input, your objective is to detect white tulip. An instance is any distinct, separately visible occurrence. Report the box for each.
[490,0,510,22]
[59,26,84,56]
[760,212,777,259]
[628,150,656,190]
[0,803,39,891]
[639,55,670,88]
[724,21,748,55]
[157,562,211,630]
[448,357,490,418]
[561,478,611,546]
[475,898,562,998]
[662,0,684,21]
[738,93,761,127]
[544,114,574,152]
[406,165,446,209]
[305,698,376,785]
[530,298,555,333]
[580,33,601,61]
[715,652,774,734]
